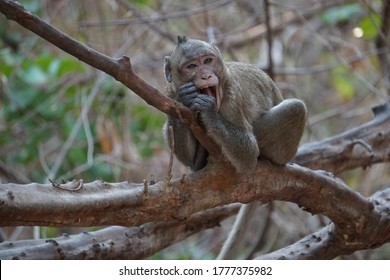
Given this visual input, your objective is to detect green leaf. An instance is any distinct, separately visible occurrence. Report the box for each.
[358,14,381,40]
[48,58,61,77]
[57,58,86,76]
[0,49,18,76]
[321,4,361,25]
[133,0,152,7]
[0,62,13,76]
[34,54,53,71]
[12,85,39,108]
[41,227,59,239]
[68,148,87,163]
[19,65,48,86]
[22,0,42,14]
[89,163,114,181]
[331,67,355,100]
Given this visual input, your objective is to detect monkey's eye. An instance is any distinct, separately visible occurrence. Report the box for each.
[204,58,213,64]
[187,63,197,69]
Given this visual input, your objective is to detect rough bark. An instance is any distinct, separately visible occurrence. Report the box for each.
[295,103,390,173]
[0,1,390,260]
[1,103,389,228]
[1,103,390,259]
[0,205,238,259]
[257,187,390,260]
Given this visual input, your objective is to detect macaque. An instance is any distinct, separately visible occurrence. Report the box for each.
[163,36,307,259]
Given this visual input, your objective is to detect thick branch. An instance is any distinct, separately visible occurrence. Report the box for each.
[0,162,376,228]
[1,102,389,260]
[257,187,390,260]
[0,205,239,259]
[1,102,389,228]
[1,162,389,259]
[1,0,390,260]
[295,103,390,173]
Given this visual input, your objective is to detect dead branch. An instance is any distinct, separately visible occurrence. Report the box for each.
[166,126,175,181]
[256,187,390,260]
[1,165,389,259]
[1,101,389,259]
[0,204,239,259]
[1,101,389,228]
[222,0,345,48]
[0,160,367,227]
[1,0,390,260]
[375,0,390,79]
[295,102,390,173]
[79,0,234,28]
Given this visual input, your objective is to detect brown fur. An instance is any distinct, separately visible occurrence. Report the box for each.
[163,37,307,259]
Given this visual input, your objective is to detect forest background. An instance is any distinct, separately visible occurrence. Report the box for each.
[0,0,389,259]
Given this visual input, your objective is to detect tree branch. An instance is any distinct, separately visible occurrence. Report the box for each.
[0,204,239,259]
[295,102,390,173]
[223,0,345,48]
[0,0,221,157]
[5,100,390,228]
[0,1,161,113]
[1,0,390,260]
[257,187,390,260]
[1,164,389,259]
[1,102,389,259]
[2,100,389,228]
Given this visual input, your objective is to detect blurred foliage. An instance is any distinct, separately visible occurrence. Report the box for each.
[331,66,356,100]
[321,3,362,26]
[0,37,165,182]
[0,0,389,259]
[359,14,381,40]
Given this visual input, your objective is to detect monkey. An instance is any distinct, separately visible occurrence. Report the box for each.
[163,36,307,259]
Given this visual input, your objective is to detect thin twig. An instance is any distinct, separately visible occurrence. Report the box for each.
[166,125,174,181]
[143,179,148,196]
[79,0,234,28]
[49,179,84,191]
[264,0,274,80]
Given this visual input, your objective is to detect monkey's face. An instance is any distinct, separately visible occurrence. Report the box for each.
[179,54,222,111]
[164,38,226,111]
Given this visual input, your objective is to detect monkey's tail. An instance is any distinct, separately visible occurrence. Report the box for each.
[217,202,259,260]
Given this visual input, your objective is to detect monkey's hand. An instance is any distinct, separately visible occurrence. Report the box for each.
[178,82,216,112]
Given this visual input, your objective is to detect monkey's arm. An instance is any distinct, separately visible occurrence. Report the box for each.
[164,118,208,171]
[177,82,259,173]
[200,111,259,173]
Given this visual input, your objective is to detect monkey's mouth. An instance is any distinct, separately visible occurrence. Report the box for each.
[199,85,222,111]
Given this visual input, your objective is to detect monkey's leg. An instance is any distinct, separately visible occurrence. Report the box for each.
[164,119,208,171]
[254,99,307,165]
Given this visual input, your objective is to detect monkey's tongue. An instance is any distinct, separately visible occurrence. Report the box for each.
[200,86,222,112]
[201,87,214,97]
[200,86,221,111]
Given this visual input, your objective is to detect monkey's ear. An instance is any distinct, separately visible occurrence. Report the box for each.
[164,56,173,83]
[177,36,187,44]
[210,41,222,57]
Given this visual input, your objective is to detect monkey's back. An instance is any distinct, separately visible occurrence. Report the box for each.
[220,61,283,128]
